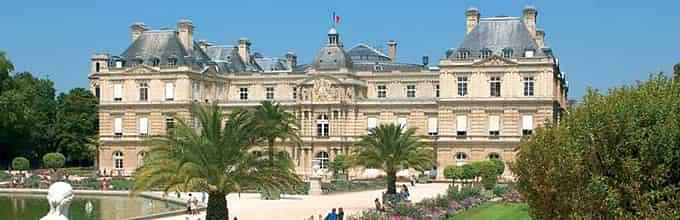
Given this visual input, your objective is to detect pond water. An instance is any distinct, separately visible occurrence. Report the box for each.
[0,193,182,220]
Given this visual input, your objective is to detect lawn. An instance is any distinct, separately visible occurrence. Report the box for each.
[449,202,531,220]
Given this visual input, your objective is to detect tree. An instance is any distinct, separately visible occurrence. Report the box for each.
[513,73,680,219]
[351,123,433,195]
[54,88,98,165]
[443,165,463,185]
[43,153,65,171]
[132,104,302,220]
[253,101,301,163]
[0,51,14,93]
[11,157,29,171]
[674,63,680,80]
[329,154,350,180]
[478,161,498,190]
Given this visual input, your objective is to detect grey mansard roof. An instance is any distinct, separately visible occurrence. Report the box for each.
[347,44,391,63]
[312,46,353,71]
[119,30,211,67]
[203,45,247,72]
[449,17,547,59]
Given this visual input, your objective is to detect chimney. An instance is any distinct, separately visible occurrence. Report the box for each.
[422,56,429,66]
[523,6,538,38]
[130,22,148,42]
[285,51,297,71]
[387,40,397,62]
[465,7,480,34]
[238,37,251,64]
[91,53,110,73]
[535,29,545,48]
[177,19,194,51]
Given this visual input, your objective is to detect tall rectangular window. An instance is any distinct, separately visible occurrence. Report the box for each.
[523,77,535,96]
[488,115,500,137]
[522,115,534,136]
[428,117,438,136]
[457,77,468,96]
[406,85,416,98]
[138,82,148,101]
[113,83,123,101]
[490,76,501,97]
[113,117,123,136]
[456,115,467,136]
[377,85,387,98]
[138,117,149,136]
[265,87,275,100]
[192,81,201,101]
[239,87,249,100]
[165,117,175,134]
[317,114,329,137]
[367,117,378,131]
[164,82,175,101]
[95,85,101,99]
[435,84,440,98]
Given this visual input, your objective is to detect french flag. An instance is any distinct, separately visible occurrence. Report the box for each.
[333,12,341,25]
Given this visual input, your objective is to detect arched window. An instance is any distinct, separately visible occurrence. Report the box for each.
[317,114,329,137]
[488,152,501,160]
[168,57,178,66]
[113,151,124,170]
[502,48,514,58]
[137,151,147,167]
[480,48,492,59]
[151,58,160,67]
[315,151,330,169]
[455,152,468,166]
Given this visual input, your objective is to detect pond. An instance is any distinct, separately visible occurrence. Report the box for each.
[0,193,182,220]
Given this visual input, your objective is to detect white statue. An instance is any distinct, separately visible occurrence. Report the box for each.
[41,182,74,220]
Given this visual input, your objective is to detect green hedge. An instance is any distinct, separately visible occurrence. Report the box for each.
[322,179,386,194]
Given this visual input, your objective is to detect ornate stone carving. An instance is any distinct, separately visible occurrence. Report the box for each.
[41,182,74,220]
[476,56,516,66]
[311,78,335,102]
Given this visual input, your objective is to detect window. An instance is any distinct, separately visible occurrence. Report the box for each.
[397,117,408,130]
[456,115,467,136]
[374,64,384,72]
[138,82,148,101]
[115,60,124,68]
[435,84,440,98]
[113,83,123,101]
[523,77,535,96]
[488,115,500,137]
[265,87,274,100]
[428,117,438,136]
[333,110,339,120]
[239,87,249,100]
[151,58,160,67]
[303,111,310,120]
[457,77,468,96]
[95,62,100,72]
[377,85,387,98]
[490,76,501,97]
[406,85,416,98]
[168,57,178,66]
[522,115,534,136]
[367,117,378,132]
[113,151,124,170]
[165,117,175,133]
[480,49,492,59]
[316,114,329,137]
[455,152,468,166]
[292,87,298,100]
[192,81,201,101]
[488,153,501,160]
[502,48,514,58]
[524,49,535,58]
[113,117,123,136]
[165,82,175,101]
[94,85,101,99]
[315,151,330,169]
[138,117,149,136]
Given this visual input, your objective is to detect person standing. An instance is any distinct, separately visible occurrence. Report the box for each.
[324,208,337,220]
[374,198,383,212]
[337,207,344,220]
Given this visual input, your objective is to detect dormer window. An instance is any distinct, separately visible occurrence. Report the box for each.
[374,64,384,72]
[131,58,143,67]
[502,48,514,58]
[168,57,178,66]
[151,58,160,67]
[456,50,470,59]
[480,49,492,59]
[524,49,535,58]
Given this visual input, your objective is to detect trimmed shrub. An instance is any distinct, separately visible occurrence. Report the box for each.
[42,153,65,170]
[490,159,505,176]
[479,161,498,190]
[12,157,30,171]
[443,165,463,183]
[493,185,509,197]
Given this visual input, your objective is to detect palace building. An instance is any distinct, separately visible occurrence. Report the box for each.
[89,6,568,179]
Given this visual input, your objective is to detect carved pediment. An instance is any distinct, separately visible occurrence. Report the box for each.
[473,55,518,66]
[125,65,159,74]
[297,74,356,102]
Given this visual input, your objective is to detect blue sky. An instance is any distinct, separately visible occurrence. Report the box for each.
[1,0,679,100]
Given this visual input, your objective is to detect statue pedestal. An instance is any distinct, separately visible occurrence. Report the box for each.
[308,176,323,196]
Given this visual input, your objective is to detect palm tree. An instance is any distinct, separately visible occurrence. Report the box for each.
[253,101,301,164]
[131,104,301,220]
[352,123,434,196]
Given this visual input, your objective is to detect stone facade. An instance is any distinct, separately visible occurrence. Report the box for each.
[89,7,568,179]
